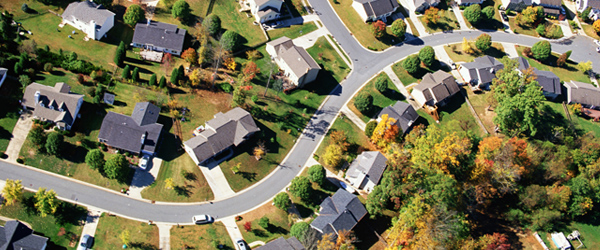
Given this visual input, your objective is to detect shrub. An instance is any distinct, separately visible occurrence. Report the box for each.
[220,83,233,93]
[390,19,407,38]
[531,41,551,61]
[308,164,326,186]
[258,217,269,229]
[203,14,221,36]
[122,65,130,79]
[365,121,378,137]
[522,47,532,57]
[482,6,495,19]
[375,75,388,93]
[418,46,435,67]
[354,93,373,114]
[243,221,251,232]
[251,95,258,103]
[402,55,421,75]
[149,73,157,86]
[221,31,241,51]
[43,63,53,72]
[536,24,545,36]
[464,4,482,24]
[274,192,291,210]
[475,33,492,52]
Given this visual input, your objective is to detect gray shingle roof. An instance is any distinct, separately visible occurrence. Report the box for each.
[267,37,320,79]
[132,21,186,52]
[537,0,561,7]
[533,69,561,95]
[254,0,284,6]
[310,189,367,235]
[413,70,459,104]
[62,0,114,26]
[0,221,48,250]
[461,55,504,84]
[514,57,530,71]
[414,0,441,9]
[346,151,388,188]
[355,0,400,17]
[0,68,7,80]
[565,80,600,107]
[184,108,260,164]
[98,102,163,154]
[378,101,419,133]
[258,236,305,250]
[22,82,84,127]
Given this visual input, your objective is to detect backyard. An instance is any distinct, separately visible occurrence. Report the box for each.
[348,72,406,123]
[417,91,485,137]
[267,22,319,40]
[443,42,506,63]
[170,222,234,249]
[515,46,592,84]
[391,59,451,86]
[545,101,600,137]
[0,79,21,153]
[94,213,160,249]
[418,3,460,33]
[236,202,291,244]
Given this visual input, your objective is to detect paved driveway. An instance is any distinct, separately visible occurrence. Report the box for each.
[5,113,33,162]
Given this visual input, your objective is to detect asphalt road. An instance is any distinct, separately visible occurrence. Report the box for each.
[1,1,599,224]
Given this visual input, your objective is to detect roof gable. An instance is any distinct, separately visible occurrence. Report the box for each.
[413,70,459,103]
[62,0,114,26]
[22,82,84,126]
[267,37,320,78]
[132,21,186,52]
[0,221,48,250]
[310,189,367,234]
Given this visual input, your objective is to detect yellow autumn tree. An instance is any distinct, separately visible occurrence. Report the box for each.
[189,68,204,87]
[165,178,174,189]
[317,233,336,250]
[410,126,471,174]
[462,37,475,54]
[471,136,503,181]
[223,57,237,71]
[323,144,343,168]
[1,179,23,206]
[371,114,397,149]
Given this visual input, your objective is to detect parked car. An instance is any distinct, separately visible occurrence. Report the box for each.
[234,238,248,250]
[501,12,508,21]
[595,40,600,46]
[192,214,214,224]
[339,181,356,194]
[596,47,600,53]
[139,155,150,170]
[77,234,93,250]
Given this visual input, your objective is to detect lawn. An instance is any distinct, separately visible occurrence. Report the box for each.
[94,213,159,249]
[267,21,318,40]
[443,42,506,63]
[348,72,406,123]
[508,18,564,39]
[0,88,20,153]
[417,91,485,136]
[515,46,592,84]
[545,101,600,137]
[464,88,495,134]
[314,115,372,174]
[236,202,292,244]
[170,222,234,249]
[391,59,451,86]
[306,36,351,82]
[460,0,504,30]
[0,191,87,249]
[418,3,460,33]
[289,167,340,218]
[508,17,539,37]
[581,22,600,40]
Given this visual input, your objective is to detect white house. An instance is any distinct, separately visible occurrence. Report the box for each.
[577,0,600,20]
[346,151,388,193]
[21,82,84,130]
[266,36,321,88]
[62,0,115,40]
[411,70,460,107]
[247,0,284,23]
[459,55,504,89]
[456,0,484,5]
[351,0,400,22]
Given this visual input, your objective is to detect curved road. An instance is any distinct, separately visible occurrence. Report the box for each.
[1,1,598,224]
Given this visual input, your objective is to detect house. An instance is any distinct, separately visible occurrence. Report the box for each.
[564,80,600,108]
[533,69,561,98]
[551,232,572,250]
[456,0,484,6]
[184,107,260,165]
[533,0,563,17]
[414,0,441,13]
[577,0,600,20]
[514,56,530,72]
[247,0,284,23]
[459,55,504,88]
[103,93,115,105]
[0,220,48,250]
[258,236,305,250]
[378,101,419,134]
[131,21,186,56]
[501,0,532,12]
[61,0,115,40]
[0,68,7,88]
[98,102,163,156]
[310,189,368,236]
[351,0,400,22]
[266,37,321,88]
[21,82,84,130]
[345,151,388,193]
[411,70,460,107]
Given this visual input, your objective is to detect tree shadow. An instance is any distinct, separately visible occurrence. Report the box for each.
[293,203,314,218]
[54,202,87,226]
[266,224,288,235]
[174,185,192,197]
[238,171,257,182]
[251,229,268,238]
[129,242,159,250]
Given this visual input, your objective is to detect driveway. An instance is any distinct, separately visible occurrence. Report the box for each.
[5,113,33,162]
[128,157,162,199]
[198,160,235,200]
[451,4,470,31]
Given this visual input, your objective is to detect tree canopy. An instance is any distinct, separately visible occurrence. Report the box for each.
[464,4,482,24]
[123,4,145,27]
[390,19,407,38]
[171,0,192,20]
[531,41,551,61]
[418,46,436,67]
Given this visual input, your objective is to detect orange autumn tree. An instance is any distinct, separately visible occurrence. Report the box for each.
[243,61,260,82]
[371,114,399,149]
[181,48,198,65]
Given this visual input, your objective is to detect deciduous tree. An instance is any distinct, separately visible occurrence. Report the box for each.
[85,149,105,170]
[221,30,240,51]
[45,132,63,156]
[365,120,378,137]
[578,61,593,73]
[354,93,373,114]
[323,144,343,168]
[375,75,388,93]
[532,41,551,61]
[308,164,326,186]
[290,222,310,241]
[203,14,221,36]
[171,0,191,20]
[105,154,129,182]
[418,46,435,67]
[289,176,312,201]
[482,6,495,19]
[475,33,492,52]
[243,61,260,82]
[423,7,440,25]
[2,179,23,206]
[273,192,291,210]
[371,20,386,38]
[462,37,475,54]
[403,55,421,74]
[181,48,198,65]
[594,19,600,33]
[34,188,58,217]
[391,19,407,38]
[123,4,145,27]
[464,4,482,24]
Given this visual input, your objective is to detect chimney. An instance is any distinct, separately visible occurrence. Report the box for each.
[141,132,147,145]
[34,91,40,103]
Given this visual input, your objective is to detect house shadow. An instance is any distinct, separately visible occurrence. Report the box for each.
[353,214,395,250]
[302,71,341,97]
[129,168,156,188]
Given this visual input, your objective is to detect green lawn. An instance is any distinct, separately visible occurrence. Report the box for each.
[348,72,405,123]
[443,42,506,63]
[306,36,350,82]
[267,22,318,40]
[581,22,600,40]
[0,192,87,249]
[170,222,234,249]
[465,89,495,134]
[288,167,340,217]
[418,4,460,33]
[94,213,159,249]
[545,101,600,137]
[515,46,592,84]
[391,59,451,86]
[509,18,563,39]
[314,116,371,174]
[417,91,485,136]
[236,202,292,243]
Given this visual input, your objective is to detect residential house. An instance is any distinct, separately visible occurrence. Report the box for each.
[247,0,284,23]
[21,82,84,130]
[378,101,419,134]
[501,0,532,12]
[533,0,563,17]
[184,107,260,165]
[61,0,115,40]
[258,236,305,250]
[0,68,7,88]
[459,55,504,89]
[577,0,600,20]
[411,70,460,107]
[131,21,186,56]
[351,0,400,22]
[310,189,368,236]
[266,37,321,88]
[514,56,530,72]
[564,80,600,108]
[414,0,441,13]
[98,102,164,156]
[345,151,388,193]
[513,57,562,98]
[456,0,484,6]
[0,220,48,250]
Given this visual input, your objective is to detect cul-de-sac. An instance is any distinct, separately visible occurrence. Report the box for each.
[1,0,600,249]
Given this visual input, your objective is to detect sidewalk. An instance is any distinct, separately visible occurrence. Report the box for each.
[500,42,519,58]
[129,157,162,199]
[5,113,33,162]
[157,223,171,250]
[221,216,244,247]
[340,105,367,131]
[292,26,330,49]
[198,161,235,200]
[78,208,103,245]
[324,35,353,69]
[451,4,470,31]
[382,66,410,97]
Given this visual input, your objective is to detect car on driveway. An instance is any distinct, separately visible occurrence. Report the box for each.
[139,155,150,170]
[192,214,214,224]
[595,40,600,46]
[77,234,93,250]
[501,12,508,21]
[339,181,356,194]
[234,238,248,250]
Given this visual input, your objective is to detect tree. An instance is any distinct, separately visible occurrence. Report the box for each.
[371,20,386,38]
[177,65,185,83]
[104,154,129,181]
[318,233,336,250]
[85,149,105,170]
[536,24,546,37]
[198,44,212,66]
[221,30,240,51]
[120,230,131,247]
[308,165,326,186]
[246,50,261,61]
[522,6,542,25]
[243,61,260,82]
[232,86,246,107]
[375,76,388,93]
[290,222,310,241]
[403,55,421,74]
[122,65,131,79]
[159,76,167,88]
[29,125,46,146]
[289,176,312,201]
[482,6,495,19]
[464,4,482,24]
[170,67,179,84]
[556,52,568,67]
[171,0,191,20]
[34,188,58,217]
[371,114,399,148]
[274,192,291,210]
[418,46,435,67]
[2,179,23,206]
[365,120,378,137]
[578,61,593,73]
[149,73,157,86]
[45,132,63,156]
[131,67,140,82]
[181,48,198,65]
[21,4,29,13]
[258,216,270,229]
[44,63,53,72]
[19,75,31,91]
[531,41,551,61]
[123,4,145,27]
[330,130,350,151]
[582,7,592,23]
[189,69,204,87]
[423,7,440,25]
[114,41,126,67]
[323,144,343,168]
[475,33,492,52]
[354,92,373,114]
[366,185,388,216]
[203,14,221,36]
[390,19,407,38]
[462,37,475,54]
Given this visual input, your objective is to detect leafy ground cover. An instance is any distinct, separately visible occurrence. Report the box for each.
[94,213,159,249]
[515,46,592,84]
[418,3,460,33]
[348,72,405,123]
[443,42,506,63]
[170,222,234,250]
[391,59,451,86]
[267,21,318,40]
[236,202,291,244]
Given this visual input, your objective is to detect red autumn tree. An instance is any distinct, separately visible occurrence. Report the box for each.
[181,48,198,65]
[243,61,260,82]
[371,20,386,38]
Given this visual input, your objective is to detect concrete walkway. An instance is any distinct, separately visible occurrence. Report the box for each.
[451,4,470,31]
[500,42,519,58]
[157,223,171,250]
[432,45,465,81]
[397,0,429,36]
[559,20,574,37]
[78,207,103,245]
[382,65,410,97]
[5,114,33,162]
[221,216,244,246]
[198,161,235,200]
[292,26,330,49]
[128,157,163,199]
[340,105,367,131]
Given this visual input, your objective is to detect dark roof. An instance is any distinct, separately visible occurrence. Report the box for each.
[62,0,114,26]
[461,56,504,84]
[346,151,388,188]
[22,82,84,127]
[184,108,260,164]
[537,0,561,7]
[514,57,530,71]
[378,101,419,133]
[103,93,115,105]
[132,21,186,52]
[258,236,305,250]
[565,80,600,107]
[98,102,163,154]
[0,68,7,79]
[0,221,48,250]
[310,189,367,235]
[533,69,561,95]
[414,0,441,8]
[355,0,400,17]
[413,71,460,104]
[267,37,320,79]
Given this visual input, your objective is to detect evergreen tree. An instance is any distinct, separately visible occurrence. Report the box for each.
[149,73,157,86]
[122,65,130,79]
[132,67,140,82]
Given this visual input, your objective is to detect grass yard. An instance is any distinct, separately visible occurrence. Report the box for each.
[418,4,460,33]
[443,42,506,63]
[267,21,318,40]
[306,36,351,82]
[348,72,406,123]
[508,17,563,39]
[0,191,87,249]
[236,202,292,244]
[581,22,600,40]
[286,0,308,17]
[391,59,451,86]
[417,91,485,136]
[508,17,539,37]
[289,167,340,218]
[515,46,592,84]
[465,89,495,134]
[94,213,159,249]
[545,101,600,137]
[460,0,504,30]
[170,222,234,249]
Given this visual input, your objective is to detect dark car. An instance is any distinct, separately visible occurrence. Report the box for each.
[501,12,508,21]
